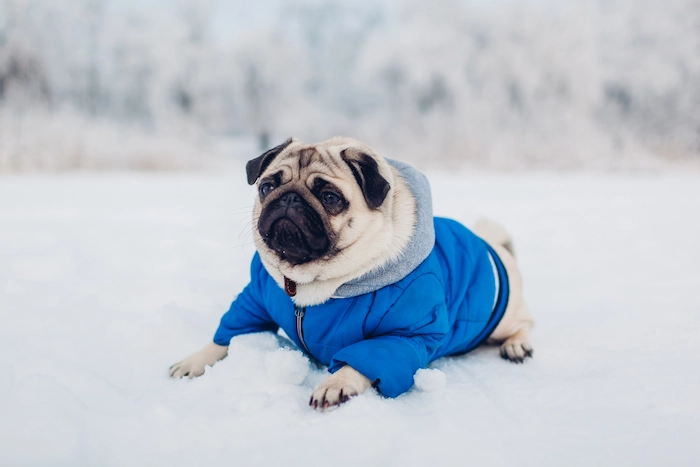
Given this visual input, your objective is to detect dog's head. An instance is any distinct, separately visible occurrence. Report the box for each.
[246,136,412,303]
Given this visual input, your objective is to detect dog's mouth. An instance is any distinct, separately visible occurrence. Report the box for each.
[259,199,329,265]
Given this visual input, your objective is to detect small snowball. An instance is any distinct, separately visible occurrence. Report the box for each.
[264,348,310,385]
[413,368,447,392]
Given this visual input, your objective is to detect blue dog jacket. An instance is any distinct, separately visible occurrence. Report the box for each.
[213,216,509,398]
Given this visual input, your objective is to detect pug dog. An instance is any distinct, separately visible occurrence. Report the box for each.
[170,136,534,409]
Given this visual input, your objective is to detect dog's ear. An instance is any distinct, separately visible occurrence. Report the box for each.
[246,137,294,185]
[341,149,391,209]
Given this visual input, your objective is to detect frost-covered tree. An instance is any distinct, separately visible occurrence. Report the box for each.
[596,0,700,159]
[229,31,314,149]
[0,0,50,106]
[1,0,699,170]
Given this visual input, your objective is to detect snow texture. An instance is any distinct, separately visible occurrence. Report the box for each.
[1,171,699,466]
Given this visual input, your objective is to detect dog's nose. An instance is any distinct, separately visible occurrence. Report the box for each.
[279,192,303,208]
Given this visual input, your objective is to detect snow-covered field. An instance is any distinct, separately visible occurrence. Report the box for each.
[1,170,699,466]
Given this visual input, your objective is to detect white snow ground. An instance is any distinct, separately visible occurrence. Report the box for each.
[1,171,699,467]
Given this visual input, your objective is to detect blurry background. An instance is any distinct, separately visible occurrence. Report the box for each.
[1,0,699,171]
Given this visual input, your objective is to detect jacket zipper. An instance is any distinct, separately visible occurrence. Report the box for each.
[294,306,312,356]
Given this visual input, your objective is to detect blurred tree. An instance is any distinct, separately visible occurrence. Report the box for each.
[85,0,104,117]
[231,31,312,150]
[0,0,50,106]
[1,0,699,169]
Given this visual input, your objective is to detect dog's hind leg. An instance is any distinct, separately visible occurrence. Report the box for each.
[473,220,535,363]
[491,303,534,363]
[487,280,534,363]
[485,243,535,362]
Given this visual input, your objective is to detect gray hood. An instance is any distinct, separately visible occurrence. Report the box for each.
[332,159,435,298]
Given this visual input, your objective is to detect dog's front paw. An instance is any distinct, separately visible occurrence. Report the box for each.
[310,365,372,410]
[169,342,229,379]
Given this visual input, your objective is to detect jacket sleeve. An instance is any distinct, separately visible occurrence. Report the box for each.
[213,254,279,345]
[328,273,450,398]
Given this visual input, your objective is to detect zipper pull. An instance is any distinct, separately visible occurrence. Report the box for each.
[294,306,312,356]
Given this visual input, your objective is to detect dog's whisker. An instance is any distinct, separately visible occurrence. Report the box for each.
[236,240,258,248]
[238,227,257,246]
[336,249,363,267]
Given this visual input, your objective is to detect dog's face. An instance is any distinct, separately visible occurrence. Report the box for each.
[246,137,406,301]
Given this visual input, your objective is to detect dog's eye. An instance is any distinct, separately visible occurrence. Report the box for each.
[259,183,275,197]
[321,192,341,205]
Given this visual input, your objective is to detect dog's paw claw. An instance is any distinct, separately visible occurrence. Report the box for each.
[169,363,185,378]
[169,360,206,379]
[309,366,371,411]
[310,387,356,411]
[169,343,229,380]
[500,340,533,363]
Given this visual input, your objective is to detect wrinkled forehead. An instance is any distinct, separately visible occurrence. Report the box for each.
[264,145,350,185]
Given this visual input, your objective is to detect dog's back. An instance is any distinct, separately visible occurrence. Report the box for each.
[472,218,515,258]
